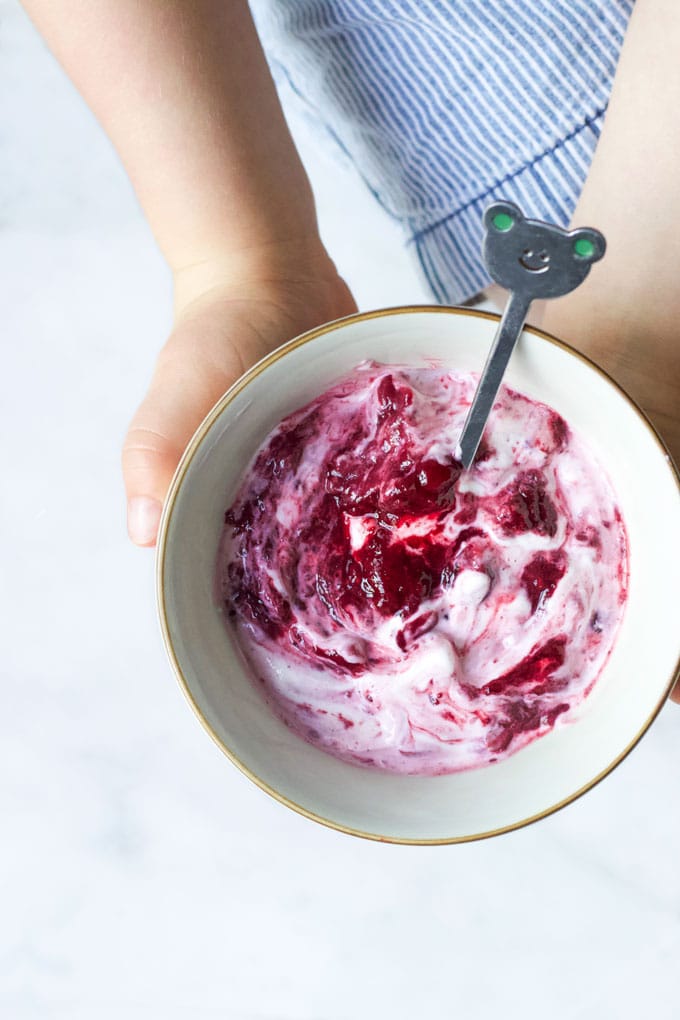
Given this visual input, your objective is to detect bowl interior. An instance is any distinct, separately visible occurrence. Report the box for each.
[158,307,680,842]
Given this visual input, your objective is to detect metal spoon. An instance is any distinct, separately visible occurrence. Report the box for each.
[457,201,606,469]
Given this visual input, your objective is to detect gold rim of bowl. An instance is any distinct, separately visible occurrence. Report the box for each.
[156,304,680,845]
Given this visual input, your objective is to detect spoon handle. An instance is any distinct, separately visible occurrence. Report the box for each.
[457,290,530,469]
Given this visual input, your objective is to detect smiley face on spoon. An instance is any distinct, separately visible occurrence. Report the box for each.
[519,247,551,273]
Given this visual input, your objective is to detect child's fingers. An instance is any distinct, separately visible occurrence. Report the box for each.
[123,378,210,547]
[122,333,238,547]
[123,428,175,547]
[671,680,680,705]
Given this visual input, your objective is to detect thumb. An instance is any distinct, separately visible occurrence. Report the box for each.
[122,337,236,547]
[122,413,179,548]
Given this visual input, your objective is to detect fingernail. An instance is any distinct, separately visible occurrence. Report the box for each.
[127,497,162,546]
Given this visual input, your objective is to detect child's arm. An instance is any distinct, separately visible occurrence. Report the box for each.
[23,0,355,544]
[537,0,680,702]
[540,0,680,463]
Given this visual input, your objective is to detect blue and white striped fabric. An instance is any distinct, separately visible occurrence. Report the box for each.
[250,0,635,303]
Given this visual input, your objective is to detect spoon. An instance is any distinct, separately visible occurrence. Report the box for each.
[457,201,606,469]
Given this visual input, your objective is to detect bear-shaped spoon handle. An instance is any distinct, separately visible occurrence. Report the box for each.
[457,201,606,469]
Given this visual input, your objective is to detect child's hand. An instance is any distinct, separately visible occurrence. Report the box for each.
[535,0,680,706]
[21,0,357,551]
[123,255,356,547]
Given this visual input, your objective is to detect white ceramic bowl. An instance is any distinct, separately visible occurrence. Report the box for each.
[157,306,680,844]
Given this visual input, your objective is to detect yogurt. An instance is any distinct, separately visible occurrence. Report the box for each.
[216,363,628,775]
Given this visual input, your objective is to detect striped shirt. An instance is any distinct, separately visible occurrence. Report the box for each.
[250,0,635,302]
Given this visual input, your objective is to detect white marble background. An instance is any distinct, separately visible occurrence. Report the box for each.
[2,3,679,1018]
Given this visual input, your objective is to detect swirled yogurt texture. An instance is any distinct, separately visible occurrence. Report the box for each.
[216,363,628,775]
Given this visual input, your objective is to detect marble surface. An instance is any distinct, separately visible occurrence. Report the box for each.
[2,3,679,1017]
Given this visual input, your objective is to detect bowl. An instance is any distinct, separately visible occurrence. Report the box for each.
[156,306,680,844]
